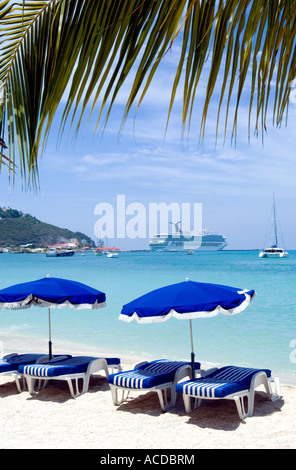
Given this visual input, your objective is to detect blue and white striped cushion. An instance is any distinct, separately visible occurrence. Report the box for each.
[108,360,200,389]
[19,356,120,378]
[176,366,271,398]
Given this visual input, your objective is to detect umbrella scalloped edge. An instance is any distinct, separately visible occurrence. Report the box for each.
[118,291,256,323]
[0,295,106,310]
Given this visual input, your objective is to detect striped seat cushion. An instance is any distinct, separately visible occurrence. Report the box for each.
[108,360,201,389]
[176,366,272,399]
[0,354,45,372]
[19,356,120,378]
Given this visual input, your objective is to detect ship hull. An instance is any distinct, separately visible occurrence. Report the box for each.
[46,250,75,257]
[149,234,227,252]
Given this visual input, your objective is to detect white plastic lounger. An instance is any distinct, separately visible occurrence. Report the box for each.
[0,353,48,392]
[19,356,122,398]
[108,359,201,412]
[175,365,281,420]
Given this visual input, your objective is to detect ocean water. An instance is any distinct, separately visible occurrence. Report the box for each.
[0,250,296,384]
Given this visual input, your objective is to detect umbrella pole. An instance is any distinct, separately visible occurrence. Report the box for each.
[48,307,52,360]
[189,319,195,379]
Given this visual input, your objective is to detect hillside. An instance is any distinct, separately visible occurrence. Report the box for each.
[0,208,95,248]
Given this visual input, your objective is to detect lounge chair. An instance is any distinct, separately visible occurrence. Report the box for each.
[175,365,281,420]
[108,359,201,412]
[0,353,47,392]
[19,355,122,398]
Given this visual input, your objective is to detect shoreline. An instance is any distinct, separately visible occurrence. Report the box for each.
[1,332,296,386]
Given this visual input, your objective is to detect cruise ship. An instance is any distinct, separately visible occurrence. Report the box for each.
[149,223,227,252]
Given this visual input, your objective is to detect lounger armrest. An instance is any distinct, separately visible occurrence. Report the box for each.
[51,355,71,363]
[86,358,109,377]
[174,364,194,383]
[36,355,70,364]
[203,367,219,377]
[250,370,268,390]
[3,353,18,360]
[133,361,148,369]
[250,371,281,401]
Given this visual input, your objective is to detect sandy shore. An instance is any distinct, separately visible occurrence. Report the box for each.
[0,340,295,449]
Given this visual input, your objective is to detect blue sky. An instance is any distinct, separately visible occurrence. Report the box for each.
[1,36,296,250]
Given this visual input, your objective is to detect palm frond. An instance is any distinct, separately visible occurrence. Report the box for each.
[0,136,14,172]
[1,0,296,187]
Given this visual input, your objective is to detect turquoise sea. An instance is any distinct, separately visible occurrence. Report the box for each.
[0,250,296,384]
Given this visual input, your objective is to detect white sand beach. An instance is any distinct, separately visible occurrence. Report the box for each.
[0,366,294,450]
[0,340,295,450]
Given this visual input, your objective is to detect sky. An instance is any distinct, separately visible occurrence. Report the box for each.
[1,26,296,251]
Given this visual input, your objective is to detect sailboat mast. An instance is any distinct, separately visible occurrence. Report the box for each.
[259,194,288,258]
[273,193,278,247]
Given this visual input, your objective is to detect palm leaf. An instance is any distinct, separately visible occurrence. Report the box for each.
[0,136,14,172]
[1,0,296,187]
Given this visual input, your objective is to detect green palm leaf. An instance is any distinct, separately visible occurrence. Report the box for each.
[1,0,296,187]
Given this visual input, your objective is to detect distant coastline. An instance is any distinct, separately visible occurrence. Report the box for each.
[0,207,95,249]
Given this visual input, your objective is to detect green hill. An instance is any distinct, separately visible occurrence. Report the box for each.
[0,208,95,248]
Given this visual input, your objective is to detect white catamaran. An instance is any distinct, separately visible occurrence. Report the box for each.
[259,194,289,258]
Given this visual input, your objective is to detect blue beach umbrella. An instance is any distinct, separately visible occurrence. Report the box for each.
[0,276,106,359]
[119,278,256,377]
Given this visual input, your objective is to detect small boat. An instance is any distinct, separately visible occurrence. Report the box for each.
[186,250,194,255]
[259,247,288,258]
[95,246,120,256]
[46,248,75,257]
[259,194,289,258]
[107,252,118,258]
